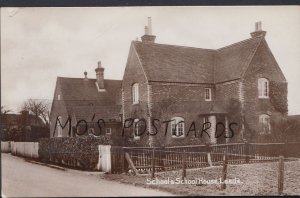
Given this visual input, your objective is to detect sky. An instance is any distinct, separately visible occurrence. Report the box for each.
[1,6,300,115]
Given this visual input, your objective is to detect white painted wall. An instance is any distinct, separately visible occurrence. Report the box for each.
[98,145,111,173]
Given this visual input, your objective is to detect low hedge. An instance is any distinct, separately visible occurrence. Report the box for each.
[39,136,112,170]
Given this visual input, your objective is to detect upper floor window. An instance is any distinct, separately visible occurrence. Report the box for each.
[132,83,139,104]
[205,88,212,101]
[58,94,61,100]
[259,114,271,134]
[258,78,269,98]
[171,117,185,138]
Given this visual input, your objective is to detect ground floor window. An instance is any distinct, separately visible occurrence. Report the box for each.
[259,114,271,134]
[171,117,185,138]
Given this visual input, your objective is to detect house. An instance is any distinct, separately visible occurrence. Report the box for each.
[49,61,124,145]
[122,19,288,146]
[1,110,48,142]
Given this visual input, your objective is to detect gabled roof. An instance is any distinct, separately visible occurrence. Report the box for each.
[132,35,264,84]
[57,77,122,119]
[215,36,263,83]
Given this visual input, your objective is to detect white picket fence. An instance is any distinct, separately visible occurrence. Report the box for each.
[1,141,39,159]
[1,141,112,172]
[1,141,11,153]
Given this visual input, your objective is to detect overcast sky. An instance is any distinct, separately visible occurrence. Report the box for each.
[1,6,300,115]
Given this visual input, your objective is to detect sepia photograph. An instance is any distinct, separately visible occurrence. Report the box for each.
[1,6,300,197]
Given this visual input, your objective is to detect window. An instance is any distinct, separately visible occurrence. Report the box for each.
[132,83,139,104]
[58,94,61,100]
[171,117,185,138]
[205,88,212,101]
[106,128,112,135]
[88,128,95,136]
[258,78,269,98]
[57,116,62,137]
[259,114,271,134]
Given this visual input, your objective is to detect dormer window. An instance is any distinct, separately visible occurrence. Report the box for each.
[132,83,139,104]
[205,88,212,101]
[258,78,269,98]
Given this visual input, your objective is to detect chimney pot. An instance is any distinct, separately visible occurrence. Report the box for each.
[144,26,149,35]
[84,71,88,79]
[141,17,156,43]
[148,17,152,35]
[250,21,266,38]
[95,61,105,90]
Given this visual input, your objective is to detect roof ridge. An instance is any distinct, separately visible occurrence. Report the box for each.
[57,76,122,81]
[217,36,263,51]
[132,40,216,52]
[240,36,264,78]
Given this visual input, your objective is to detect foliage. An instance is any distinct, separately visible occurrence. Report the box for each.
[1,106,11,114]
[39,136,112,170]
[269,81,288,114]
[21,99,51,126]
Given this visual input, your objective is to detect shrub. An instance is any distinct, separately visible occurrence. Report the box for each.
[39,135,112,170]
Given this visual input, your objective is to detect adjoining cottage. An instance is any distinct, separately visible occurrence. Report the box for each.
[122,18,287,146]
[50,61,124,145]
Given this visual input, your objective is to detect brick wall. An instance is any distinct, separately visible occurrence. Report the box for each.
[122,44,150,146]
[242,39,287,142]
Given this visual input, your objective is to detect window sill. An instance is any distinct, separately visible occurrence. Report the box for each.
[171,136,185,139]
[258,97,269,99]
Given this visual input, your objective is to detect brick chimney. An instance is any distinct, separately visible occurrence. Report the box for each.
[21,110,29,126]
[250,21,266,38]
[141,17,156,43]
[95,61,105,90]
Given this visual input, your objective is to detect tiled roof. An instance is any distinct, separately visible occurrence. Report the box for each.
[57,77,122,119]
[2,114,45,127]
[215,36,263,83]
[133,36,264,84]
[133,41,215,83]
[71,105,122,122]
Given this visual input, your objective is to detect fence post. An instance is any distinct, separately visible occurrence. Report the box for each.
[244,140,250,163]
[278,155,284,195]
[151,148,155,179]
[120,148,125,173]
[221,153,228,190]
[206,143,212,166]
[182,150,186,180]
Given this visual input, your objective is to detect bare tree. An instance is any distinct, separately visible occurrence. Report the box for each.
[1,106,11,114]
[21,99,51,125]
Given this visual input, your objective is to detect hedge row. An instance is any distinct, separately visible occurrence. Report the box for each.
[38,136,112,170]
